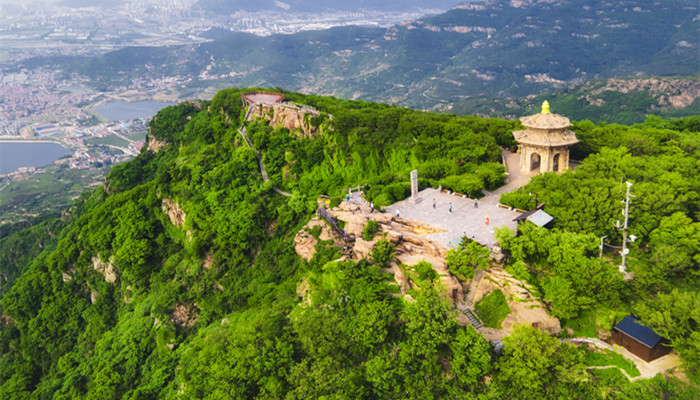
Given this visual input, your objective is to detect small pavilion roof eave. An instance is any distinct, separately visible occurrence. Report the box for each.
[513,129,579,147]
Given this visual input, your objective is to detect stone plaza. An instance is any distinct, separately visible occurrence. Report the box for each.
[385,150,533,249]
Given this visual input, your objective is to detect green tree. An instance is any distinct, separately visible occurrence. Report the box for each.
[446,241,489,281]
[635,289,700,384]
[647,212,700,285]
[543,276,580,319]
[492,325,592,399]
[446,326,491,395]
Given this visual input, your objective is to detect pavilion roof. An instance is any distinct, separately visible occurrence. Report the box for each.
[520,112,571,130]
[512,128,579,147]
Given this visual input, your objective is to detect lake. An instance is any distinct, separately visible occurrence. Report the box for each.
[93,100,175,122]
[0,142,72,174]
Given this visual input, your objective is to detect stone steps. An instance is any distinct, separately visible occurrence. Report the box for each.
[464,309,482,329]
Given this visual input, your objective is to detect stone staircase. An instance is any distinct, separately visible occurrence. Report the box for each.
[463,308,482,329]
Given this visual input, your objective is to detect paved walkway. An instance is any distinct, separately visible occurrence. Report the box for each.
[386,150,534,248]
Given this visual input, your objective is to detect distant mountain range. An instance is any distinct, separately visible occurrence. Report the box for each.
[442,77,700,124]
[39,0,699,111]
[194,0,461,13]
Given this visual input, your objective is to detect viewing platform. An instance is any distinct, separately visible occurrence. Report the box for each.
[241,91,285,107]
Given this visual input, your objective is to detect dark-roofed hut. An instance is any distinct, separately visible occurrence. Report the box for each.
[611,316,672,362]
[513,208,554,228]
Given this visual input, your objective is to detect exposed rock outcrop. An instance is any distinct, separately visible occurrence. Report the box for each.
[472,267,561,336]
[295,199,457,299]
[162,198,186,227]
[248,103,321,137]
[93,254,117,283]
[170,303,198,328]
[585,78,700,109]
[146,135,168,153]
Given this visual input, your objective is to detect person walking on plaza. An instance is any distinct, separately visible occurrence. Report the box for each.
[474,198,478,208]
[433,198,436,209]
[370,202,374,213]
[485,215,490,225]
[396,209,400,218]
[449,203,453,214]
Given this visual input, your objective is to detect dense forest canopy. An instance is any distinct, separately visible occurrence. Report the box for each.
[0,88,698,398]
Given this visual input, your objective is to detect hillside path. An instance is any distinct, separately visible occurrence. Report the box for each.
[237,109,291,197]
[564,338,682,381]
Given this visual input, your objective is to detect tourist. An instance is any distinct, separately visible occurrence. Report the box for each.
[396,209,400,218]
[485,215,490,225]
[433,198,436,209]
[370,202,374,213]
[474,198,478,208]
[449,203,453,214]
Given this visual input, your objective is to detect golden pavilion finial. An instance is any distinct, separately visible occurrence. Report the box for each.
[541,100,551,114]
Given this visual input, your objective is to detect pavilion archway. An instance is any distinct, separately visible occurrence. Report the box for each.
[553,153,560,172]
[530,152,541,172]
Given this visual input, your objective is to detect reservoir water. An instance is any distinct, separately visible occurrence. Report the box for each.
[0,142,72,174]
[93,100,175,122]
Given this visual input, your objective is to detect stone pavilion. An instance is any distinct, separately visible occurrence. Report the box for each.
[513,101,578,173]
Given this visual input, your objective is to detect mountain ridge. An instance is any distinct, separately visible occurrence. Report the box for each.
[40,0,698,109]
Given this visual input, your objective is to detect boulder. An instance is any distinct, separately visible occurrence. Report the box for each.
[162,198,186,227]
[353,238,375,259]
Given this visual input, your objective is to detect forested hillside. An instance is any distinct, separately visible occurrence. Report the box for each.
[1,88,699,399]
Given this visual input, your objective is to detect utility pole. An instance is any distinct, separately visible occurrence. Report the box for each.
[619,181,634,273]
[599,235,607,259]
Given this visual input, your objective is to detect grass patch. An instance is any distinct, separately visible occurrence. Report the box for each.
[475,289,511,328]
[86,134,130,147]
[127,131,147,141]
[562,308,598,337]
[589,367,630,387]
[583,348,640,378]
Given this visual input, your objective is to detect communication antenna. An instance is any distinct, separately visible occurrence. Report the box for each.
[618,181,635,274]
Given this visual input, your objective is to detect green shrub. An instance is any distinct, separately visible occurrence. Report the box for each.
[372,193,394,207]
[366,186,383,202]
[362,220,379,241]
[499,190,535,210]
[370,239,395,267]
[386,182,409,201]
[475,289,511,328]
[505,260,531,282]
[329,196,342,208]
[476,162,506,190]
[308,225,322,240]
[419,160,449,180]
[414,260,438,282]
[440,174,484,196]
